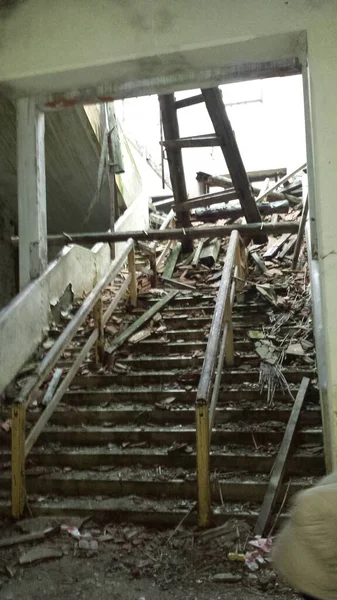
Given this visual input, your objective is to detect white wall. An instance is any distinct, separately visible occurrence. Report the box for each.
[0,242,110,394]
[1,0,337,464]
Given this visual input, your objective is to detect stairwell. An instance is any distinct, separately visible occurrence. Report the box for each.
[0,240,323,529]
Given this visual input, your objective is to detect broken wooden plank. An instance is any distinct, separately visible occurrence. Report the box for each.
[159,94,192,250]
[192,239,207,267]
[129,328,154,344]
[196,171,291,202]
[292,195,309,269]
[106,291,178,354]
[191,200,289,222]
[161,276,196,290]
[180,189,238,212]
[19,546,63,565]
[42,368,63,407]
[251,252,267,274]
[257,162,306,202]
[201,87,266,243]
[163,242,182,279]
[278,234,297,260]
[255,377,310,536]
[263,233,291,259]
[161,134,222,148]
[156,240,174,271]
[0,526,59,549]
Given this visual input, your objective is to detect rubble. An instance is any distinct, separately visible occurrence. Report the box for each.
[1,155,317,600]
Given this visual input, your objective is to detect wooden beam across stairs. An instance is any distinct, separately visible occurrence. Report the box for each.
[201,87,267,244]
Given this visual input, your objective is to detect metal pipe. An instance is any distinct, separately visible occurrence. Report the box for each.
[11,222,299,248]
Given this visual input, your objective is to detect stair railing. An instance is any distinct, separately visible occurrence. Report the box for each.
[11,239,137,519]
[195,230,247,527]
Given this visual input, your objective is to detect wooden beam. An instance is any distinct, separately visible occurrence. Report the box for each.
[175,94,204,109]
[181,189,238,211]
[11,402,26,519]
[161,135,221,148]
[263,233,292,259]
[163,242,182,279]
[255,377,310,536]
[197,231,239,405]
[191,200,289,222]
[196,171,295,202]
[12,222,299,247]
[292,194,309,269]
[257,162,307,202]
[196,404,212,527]
[279,235,297,260]
[158,94,192,250]
[196,171,232,187]
[223,168,287,182]
[17,97,47,290]
[201,87,266,243]
[42,368,63,406]
[161,276,196,290]
[106,291,178,354]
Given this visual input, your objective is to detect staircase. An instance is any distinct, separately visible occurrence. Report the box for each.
[0,249,323,528]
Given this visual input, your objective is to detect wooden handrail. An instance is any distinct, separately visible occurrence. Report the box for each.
[196,230,239,406]
[195,230,247,527]
[209,278,236,431]
[11,239,137,519]
[19,239,134,408]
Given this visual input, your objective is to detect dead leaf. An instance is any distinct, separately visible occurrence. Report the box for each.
[248,330,265,340]
[0,419,11,432]
[42,339,54,350]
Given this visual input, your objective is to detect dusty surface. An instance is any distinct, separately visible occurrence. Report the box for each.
[0,518,300,600]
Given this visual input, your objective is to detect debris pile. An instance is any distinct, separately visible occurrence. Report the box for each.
[0,516,288,595]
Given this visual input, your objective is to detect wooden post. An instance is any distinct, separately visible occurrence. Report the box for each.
[103,102,124,260]
[11,403,26,519]
[128,247,137,307]
[17,97,47,290]
[201,87,267,244]
[195,404,211,527]
[255,377,310,536]
[158,94,193,252]
[292,193,309,270]
[93,298,104,365]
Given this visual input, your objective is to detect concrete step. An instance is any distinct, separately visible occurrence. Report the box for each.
[0,406,321,427]
[0,496,290,527]
[0,471,312,503]
[0,425,322,448]
[70,368,316,388]
[60,387,320,406]
[7,447,321,473]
